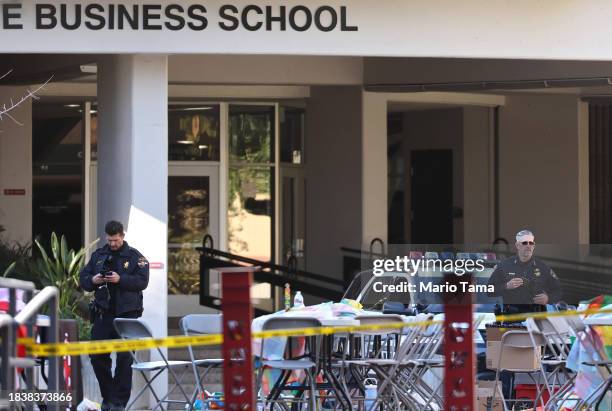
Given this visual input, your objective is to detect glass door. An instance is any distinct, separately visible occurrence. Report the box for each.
[167,104,221,317]
[168,163,219,315]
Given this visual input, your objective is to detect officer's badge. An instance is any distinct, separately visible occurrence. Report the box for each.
[123,261,129,269]
[534,269,541,277]
[138,256,149,268]
[551,270,558,279]
[509,272,515,276]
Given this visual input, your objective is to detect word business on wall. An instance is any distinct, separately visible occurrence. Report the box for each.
[0,3,359,32]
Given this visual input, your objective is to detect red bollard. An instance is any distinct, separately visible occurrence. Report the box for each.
[221,267,258,411]
[443,273,476,411]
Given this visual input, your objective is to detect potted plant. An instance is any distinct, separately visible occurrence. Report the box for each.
[31,232,98,405]
[32,232,97,322]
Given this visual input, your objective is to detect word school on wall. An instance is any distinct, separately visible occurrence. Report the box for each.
[0,3,359,32]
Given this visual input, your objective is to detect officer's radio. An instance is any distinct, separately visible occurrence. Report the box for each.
[517,275,544,299]
[102,255,114,276]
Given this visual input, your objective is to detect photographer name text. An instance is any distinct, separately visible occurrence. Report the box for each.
[373,281,494,294]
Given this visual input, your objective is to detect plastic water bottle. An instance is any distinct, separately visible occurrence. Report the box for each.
[364,379,377,410]
[293,291,304,308]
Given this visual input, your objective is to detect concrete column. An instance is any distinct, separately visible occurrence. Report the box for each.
[305,86,363,278]
[362,92,388,248]
[97,55,168,407]
[0,87,32,245]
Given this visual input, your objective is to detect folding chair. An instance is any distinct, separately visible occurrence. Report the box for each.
[388,318,444,410]
[490,330,547,411]
[362,315,441,411]
[113,318,192,411]
[255,317,321,411]
[179,314,224,406]
[526,317,576,410]
[564,315,612,410]
[341,314,406,408]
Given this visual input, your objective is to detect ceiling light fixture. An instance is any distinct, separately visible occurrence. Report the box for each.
[171,106,213,111]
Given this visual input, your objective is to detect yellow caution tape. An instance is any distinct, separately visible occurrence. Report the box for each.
[14,307,611,357]
[19,334,222,356]
[494,307,612,323]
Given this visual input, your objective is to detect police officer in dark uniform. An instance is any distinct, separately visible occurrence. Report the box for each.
[80,221,149,411]
[488,229,562,314]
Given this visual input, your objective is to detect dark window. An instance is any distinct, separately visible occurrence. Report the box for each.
[280,106,304,164]
[32,102,84,250]
[589,103,612,243]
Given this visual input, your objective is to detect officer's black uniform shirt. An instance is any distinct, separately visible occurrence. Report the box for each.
[487,255,562,313]
[80,241,149,316]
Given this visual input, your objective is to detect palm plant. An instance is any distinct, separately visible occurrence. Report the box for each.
[32,232,98,319]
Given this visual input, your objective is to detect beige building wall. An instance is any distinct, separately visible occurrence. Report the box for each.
[169,55,363,85]
[0,86,32,245]
[498,93,588,245]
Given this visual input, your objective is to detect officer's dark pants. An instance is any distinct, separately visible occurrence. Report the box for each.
[90,311,140,406]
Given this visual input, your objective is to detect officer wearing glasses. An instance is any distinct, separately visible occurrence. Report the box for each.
[487,229,561,314]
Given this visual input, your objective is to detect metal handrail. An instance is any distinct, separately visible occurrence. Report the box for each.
[4,286,60,411]
[0,277,35,291]
[198,246,345,287]
[14,286,58,324]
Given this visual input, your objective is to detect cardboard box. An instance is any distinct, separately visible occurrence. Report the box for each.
[477,381,503,411]
[485,327,541,370]
[485,326,513,342]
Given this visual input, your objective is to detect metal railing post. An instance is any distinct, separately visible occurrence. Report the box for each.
[47,293,60,411]
[0,314,14,397]
[24,290,35,411]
